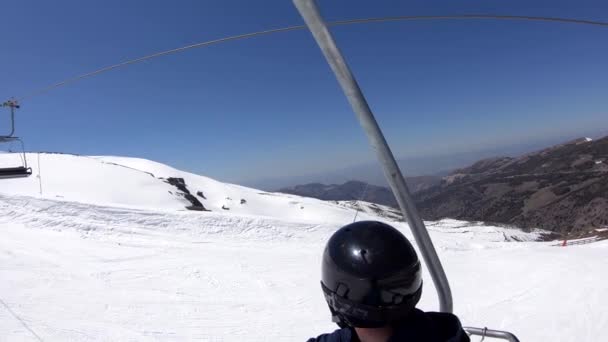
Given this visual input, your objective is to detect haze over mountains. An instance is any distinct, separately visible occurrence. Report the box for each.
[247,130,608,190]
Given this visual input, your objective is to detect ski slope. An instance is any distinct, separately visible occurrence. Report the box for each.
[1,153,607,341]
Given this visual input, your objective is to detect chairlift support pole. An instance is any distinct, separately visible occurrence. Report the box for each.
[292,0,453,313]
[293,2,523,339]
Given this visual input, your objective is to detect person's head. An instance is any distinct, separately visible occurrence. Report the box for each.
[320,221,422,329]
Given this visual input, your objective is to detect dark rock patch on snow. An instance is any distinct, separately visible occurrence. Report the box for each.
[163,177,209,211]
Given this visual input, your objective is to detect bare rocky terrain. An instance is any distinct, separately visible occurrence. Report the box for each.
[416,136,608,234]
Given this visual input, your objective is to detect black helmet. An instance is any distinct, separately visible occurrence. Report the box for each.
[321,221,422,328]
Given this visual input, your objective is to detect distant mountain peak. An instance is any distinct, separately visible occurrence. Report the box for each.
[277,177,441,208]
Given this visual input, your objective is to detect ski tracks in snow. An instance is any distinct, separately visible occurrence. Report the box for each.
[2,193,607,341]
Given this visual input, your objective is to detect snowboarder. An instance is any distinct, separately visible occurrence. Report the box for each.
[308,221,469,342]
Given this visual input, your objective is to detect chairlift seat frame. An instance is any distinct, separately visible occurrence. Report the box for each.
[0,165,32,179]
[1,99,32,179]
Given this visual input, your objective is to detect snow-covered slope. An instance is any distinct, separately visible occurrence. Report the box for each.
[1,193,606,341]
[1,152,606,341]
[0,153,368,222]
[1,153,188,210]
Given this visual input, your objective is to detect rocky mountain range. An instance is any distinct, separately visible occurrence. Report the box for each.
[416,136,608,234]
[279,136,608,235]
[277,176,440,208]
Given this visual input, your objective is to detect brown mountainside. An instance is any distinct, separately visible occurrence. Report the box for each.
[416,136,608,234]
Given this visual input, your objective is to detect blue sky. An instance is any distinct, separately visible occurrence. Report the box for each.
[1,0,607,185]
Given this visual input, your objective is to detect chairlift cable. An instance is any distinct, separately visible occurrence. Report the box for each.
[14,14,608,101]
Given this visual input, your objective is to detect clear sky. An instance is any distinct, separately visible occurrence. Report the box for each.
[1,0,607,184]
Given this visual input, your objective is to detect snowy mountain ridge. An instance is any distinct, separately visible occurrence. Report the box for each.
[1,152,543,243]
[1,153,376,222]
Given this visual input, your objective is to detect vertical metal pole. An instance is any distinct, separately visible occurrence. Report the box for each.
[9,106,16,136]
[293,0,453,313]
[37,153,43,195]
[1,100,17,137]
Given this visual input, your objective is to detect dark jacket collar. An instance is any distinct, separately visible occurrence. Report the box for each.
[308,309,469,342]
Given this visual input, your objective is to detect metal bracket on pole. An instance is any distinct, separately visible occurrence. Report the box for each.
[292,0,453,313]
[464,327,521,342]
